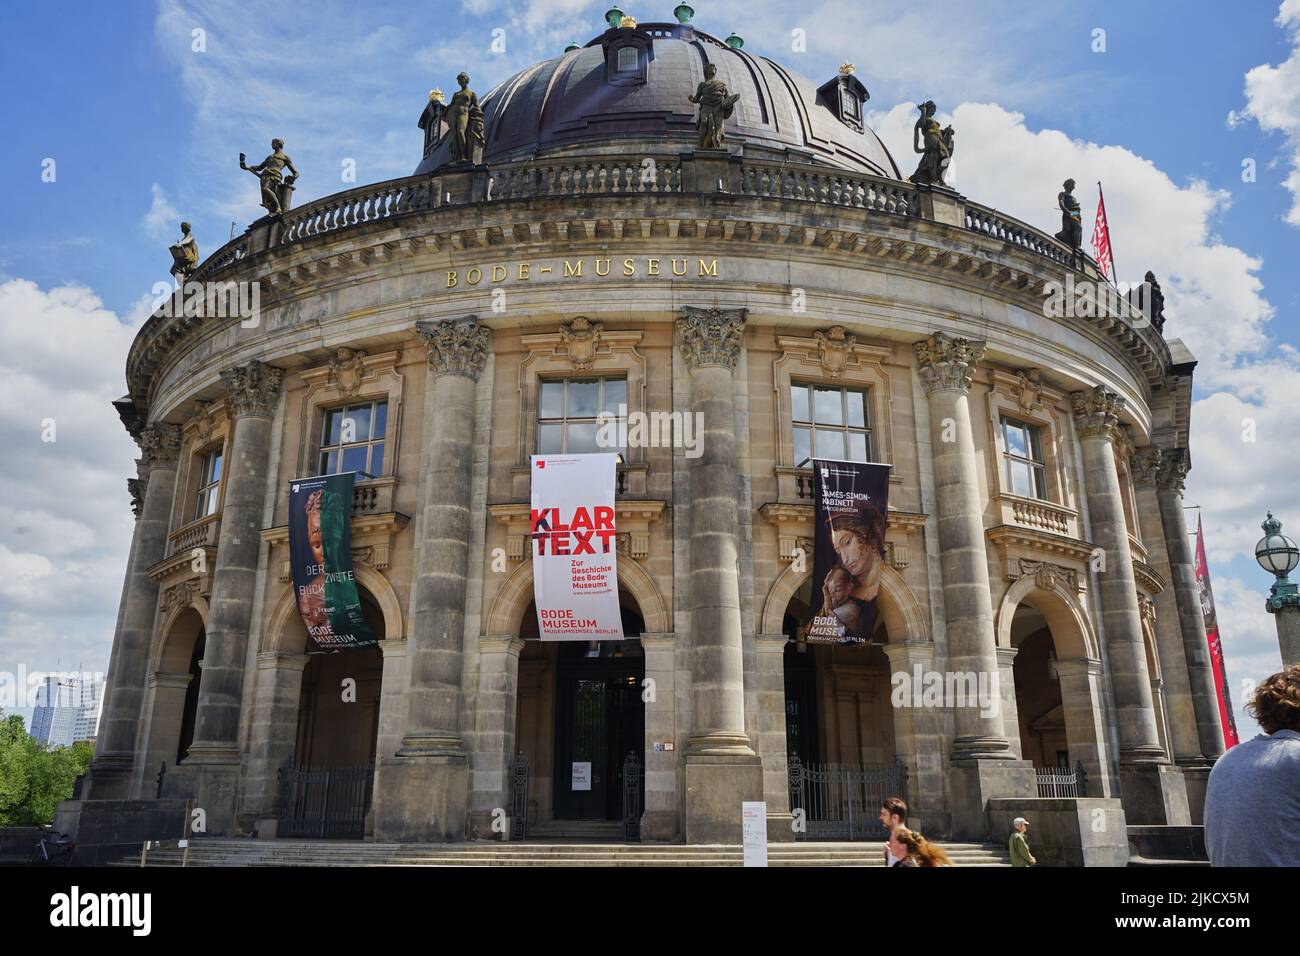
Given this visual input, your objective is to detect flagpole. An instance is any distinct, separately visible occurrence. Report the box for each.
[1097,180,1118,284]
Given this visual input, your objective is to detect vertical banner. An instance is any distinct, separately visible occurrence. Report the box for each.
[1193,516,1239,748]
[288,473,378,651]
[530,453,624,641]
[807,460,892,644]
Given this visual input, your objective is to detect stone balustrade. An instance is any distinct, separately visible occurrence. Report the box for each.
[166,513,222,556]
[1001,493,1077,536]
[352,477,397,516]
[737,161,915,216]
[490,157,682,199]
[964,201,1076,267]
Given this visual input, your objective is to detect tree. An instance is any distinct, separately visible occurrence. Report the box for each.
[0,708,94,826]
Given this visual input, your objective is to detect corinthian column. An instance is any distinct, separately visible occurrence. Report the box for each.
[915,333,1033,839]
[91,423,181,798]
[1072,386,1189,824]
[677,306,762,844]
[373,317,488,843]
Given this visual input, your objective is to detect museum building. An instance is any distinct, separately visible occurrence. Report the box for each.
[80,12,1225,857]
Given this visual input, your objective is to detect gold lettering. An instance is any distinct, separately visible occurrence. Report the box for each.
[564,259,584,278]
[491,265,507,282]
[595,258,611,277]
[672,257,688,276]
[698,258,718,277]
[646,257,660,276]
[518,262,531,280]
[446,271,458,289]
[623,258,636,276]
[466,267,482,285]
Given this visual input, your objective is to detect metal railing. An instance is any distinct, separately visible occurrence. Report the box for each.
[787,755,909,841]
[622,750,643,842]
[277,760,376,839]
[1035,761,1089,798]
[509,753,530,841]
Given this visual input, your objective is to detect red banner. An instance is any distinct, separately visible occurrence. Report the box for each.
[1092,185,1114,282]
[1193,515,1240,748]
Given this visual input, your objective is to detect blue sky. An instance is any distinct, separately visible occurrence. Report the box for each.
[1,0,1298,739]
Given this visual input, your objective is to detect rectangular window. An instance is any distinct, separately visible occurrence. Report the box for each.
[537,377,626,456]
[616,46,639,73]
[1001,415,1048,499]
[319,399,388,478]
[791,383,871,464]
[194,447,223,520]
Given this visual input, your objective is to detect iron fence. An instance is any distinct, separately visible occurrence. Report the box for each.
[787,755,909,841]
[1034,761,1088,798]
[622,751,642,842]
[277,760,375,839]
[509,753,530,841]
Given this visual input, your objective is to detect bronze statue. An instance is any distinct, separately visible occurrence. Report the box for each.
[908,101,953,187]
[446,73,484,164]
[239,138,299,216]
[168,221,199,283]
[1055,178,1082,249]
[688,62,740,149]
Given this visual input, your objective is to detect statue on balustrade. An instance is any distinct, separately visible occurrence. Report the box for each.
[688,62,740,150]
[446,73,485,165]
[168,221,199,283]
[908,100,954,187]
[1054,178,1083,250]
[239,138,299,216]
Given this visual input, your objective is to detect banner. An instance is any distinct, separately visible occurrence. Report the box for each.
[530,453,624,641]
[1193,515,1239,748]
[288,473,378,651]
[807,459,892,644]
[1092,183,1115,282]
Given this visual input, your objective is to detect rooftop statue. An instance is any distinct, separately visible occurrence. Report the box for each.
[168,221,199,283]
[1055,178,1083,250]
[239,138,299,217]
[908,101,953,187]
[446,72,485,165]
[688,62,740,150]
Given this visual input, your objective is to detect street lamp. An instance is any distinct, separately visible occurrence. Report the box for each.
[1255,511,1300,666]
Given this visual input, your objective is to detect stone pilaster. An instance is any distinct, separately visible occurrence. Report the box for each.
[753,633,794,842]
[640,632,680,841]
[880,641,951,837]
[90,422,181,798]
[183,359,283,834]
[1054,658,1117,797]
[1071,387,1188,824]
[914,332,1033,839]
[677,306,762,843]
[373,317,489,843]
[468,635,525,839]
[994,646,1024,759]
[240,651,309,836]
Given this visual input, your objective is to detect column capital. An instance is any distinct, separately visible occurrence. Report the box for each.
[1070,385,1125,441]
[913,332,985,394]
[478,635,526,657]
[1130,446,1162,488]
[677,306,747,372]
[220,360,284,419]
[1156,447,1189,494]
[127,477,147,518]
[137,421,181,472]
[415,317,491,380]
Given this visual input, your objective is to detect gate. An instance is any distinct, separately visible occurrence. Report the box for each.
[277,760,375,839]
[787,755,909,841]
[1035,761,1088,798]
[622,751,642,842]
[509,753,530,841]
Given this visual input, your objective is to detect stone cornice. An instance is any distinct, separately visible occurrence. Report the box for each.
[914,331,986,394]
[1133,559,1167,596]
[986,524,1098,564]
[1070,385,1126,442]
[677,306,747,372]
[415,317,491,381]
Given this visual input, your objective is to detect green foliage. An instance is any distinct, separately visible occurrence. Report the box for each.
[0,707,94,826]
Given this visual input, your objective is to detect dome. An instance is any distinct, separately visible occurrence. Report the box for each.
[414,23,901,179]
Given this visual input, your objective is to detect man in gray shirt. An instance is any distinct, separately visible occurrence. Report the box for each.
[1204,665,1300,866]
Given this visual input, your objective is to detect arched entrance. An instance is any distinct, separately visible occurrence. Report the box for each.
[1009,602,1068,767]
[140,600,208,794]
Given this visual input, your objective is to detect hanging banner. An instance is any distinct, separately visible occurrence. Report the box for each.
[288,473,378,651]
[1193,515,1240,749]
[530,453,624,641]
[807,460,892,644]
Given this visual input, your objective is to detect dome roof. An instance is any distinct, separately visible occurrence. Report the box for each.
[415,24,901,179]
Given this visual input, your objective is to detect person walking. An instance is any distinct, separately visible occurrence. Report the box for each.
[879,796,908,866]
[889,826,953,867]
[1009,817,1037,867]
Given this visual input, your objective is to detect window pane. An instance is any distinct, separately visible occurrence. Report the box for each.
[793,427,811,466]
[209,451,222,483]
[538,423,563,454]
[370,442,385,477]
[1032,465,1047,499]
[1010,460,1034,497]
[847,432,868,462]
[373,401,388,439]
[343,405,371,444]
[567,422,598,453]
[815,429,845,460]
[319,451,331,474]
[325,409,342,445]
[813,387,843,425]
[846,390,867,428]
[1028,425,1045,464]
[341,445,368,474]
[602,378,627,415]
[791,385,810,423]
[323,450,339,474]
[617,46,638,72]
[539,381,565,419]
[1003,419,1028,458]
[568,380,599,417]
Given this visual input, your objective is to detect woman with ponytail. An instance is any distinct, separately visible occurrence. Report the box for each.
[888,826,954,867]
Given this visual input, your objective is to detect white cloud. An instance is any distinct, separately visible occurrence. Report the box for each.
[143,183,181,244]
[1231,0,1300,225]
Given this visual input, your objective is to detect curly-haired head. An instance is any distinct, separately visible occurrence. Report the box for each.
[1247,665,1300,735]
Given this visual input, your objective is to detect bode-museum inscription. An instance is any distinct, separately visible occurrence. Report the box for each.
[444,256,722,287]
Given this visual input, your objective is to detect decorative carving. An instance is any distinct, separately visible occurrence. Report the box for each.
[1138,593,1157,629]
[1015,558,1080,593]
[908,100,954,187]
[1156,447,1190,494]
[128,477,147,518]
[190,401,214,445]
[814,325,857,378]
[1113,424,1136,467]
[415,317,491,381]
[1070,386,1124,441]
[1130,446,1162,487]
[168,221,199,283]
[688,62,740,150]
[913,331,985,393]
[137,422,182,472]
[559,317,604,371]
[1012,369,1044,413]
[221,360,285,419]
[328,347,368,398]
[677,306,746,372]
[239,138,298,217]
[162,580,201,613]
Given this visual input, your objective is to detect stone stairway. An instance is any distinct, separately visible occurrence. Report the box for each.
[120,838,1011,867]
